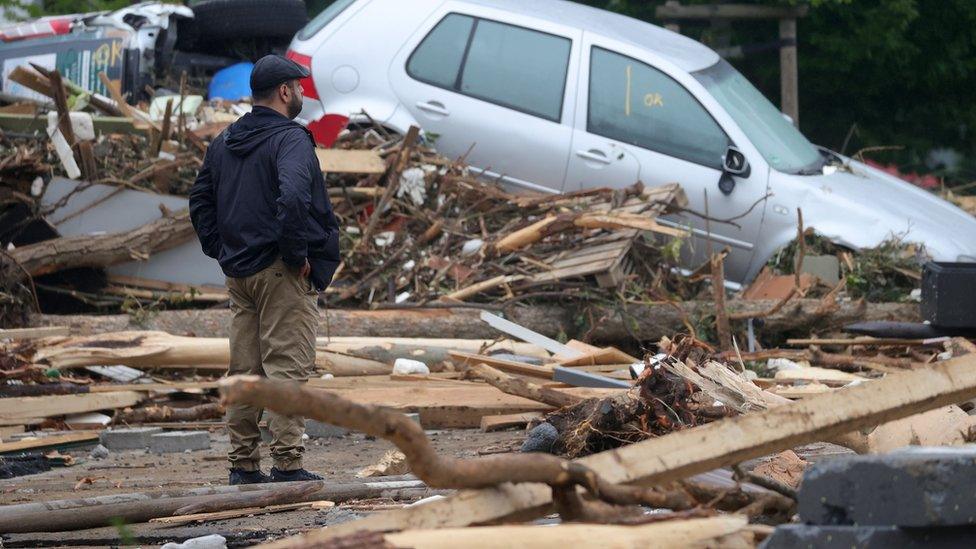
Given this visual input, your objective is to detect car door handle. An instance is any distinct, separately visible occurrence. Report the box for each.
[576,149,611,165]
[416,101,449,116]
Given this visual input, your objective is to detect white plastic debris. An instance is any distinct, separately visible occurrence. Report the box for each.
[395,291,411,304]
[767,358,804,371]
[30,176,43,197]
[909,288,922,302]
[408,494,446,507]
[392,358,430,376]
[161,534,227,549]
[320,373,334,380]
[374,231,395,247]
[46,111,95,141]
[461,239,484,256]
[398,167,428,206]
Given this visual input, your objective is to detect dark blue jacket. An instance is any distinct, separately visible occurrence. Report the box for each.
[189,106,340,291]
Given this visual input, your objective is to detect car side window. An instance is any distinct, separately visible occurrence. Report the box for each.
[588,47,729,169]
[407,14,571,122]
[407,13,475,89]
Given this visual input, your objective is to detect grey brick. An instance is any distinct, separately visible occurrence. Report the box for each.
[761,524,976,549]
[99,427,163,450]
[798,445,976,526]
[149,431,211,453]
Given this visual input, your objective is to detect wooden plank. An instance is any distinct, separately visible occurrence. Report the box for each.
[89,382,219,393]
[449,351,554,380]
[0,425,25,441]
[0,326,69,340]
[558,347,639,366]
[382,517,750,548]
[291,352,976,543]
[150,500,335,525]
[316,149,387,174]
[480,412,543,432]
[0,432,98,454]
[0,391,142,421]
[779,17,799,125]
[546,247,628,271]
[332,385,551,429]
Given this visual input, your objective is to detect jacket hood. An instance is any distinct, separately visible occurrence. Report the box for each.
[224,106,303,156]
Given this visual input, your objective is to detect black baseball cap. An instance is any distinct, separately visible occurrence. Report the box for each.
[250,54,310,94]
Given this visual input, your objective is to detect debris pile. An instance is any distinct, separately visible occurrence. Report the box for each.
[324,127,691,307]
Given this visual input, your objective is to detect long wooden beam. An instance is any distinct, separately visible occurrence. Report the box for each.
[259,352,976,546]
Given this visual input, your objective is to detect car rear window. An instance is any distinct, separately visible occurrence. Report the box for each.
[297,0,358,41]
[407,13,571,123]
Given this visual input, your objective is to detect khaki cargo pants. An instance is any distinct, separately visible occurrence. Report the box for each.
[225,259,318,472]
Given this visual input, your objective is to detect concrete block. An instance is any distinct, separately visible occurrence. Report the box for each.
[149,431,211,453]
[99,427,163,450]
[798,446,976,526]
[761,524,976,549]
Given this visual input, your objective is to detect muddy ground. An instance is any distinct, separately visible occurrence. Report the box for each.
[0,428,522,548]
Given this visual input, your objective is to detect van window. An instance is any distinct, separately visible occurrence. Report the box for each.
[588,47,729,169]
[407,14,475,89]
[297,0,358,41]
[407,14,571,122]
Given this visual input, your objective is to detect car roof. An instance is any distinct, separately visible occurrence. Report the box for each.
[458,0,720,72]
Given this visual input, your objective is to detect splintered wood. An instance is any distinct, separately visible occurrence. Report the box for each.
[326,128,688,306]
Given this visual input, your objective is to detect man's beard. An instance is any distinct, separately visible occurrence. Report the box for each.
[287,93,303,119]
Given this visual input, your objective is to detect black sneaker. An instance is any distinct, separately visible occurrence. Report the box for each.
[270,467,324,482]
[229,468,271,485]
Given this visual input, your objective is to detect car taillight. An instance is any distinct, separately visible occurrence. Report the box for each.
[286,50,319,101]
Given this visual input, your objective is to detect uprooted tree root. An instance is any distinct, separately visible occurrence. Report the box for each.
[220,375,688,509]
[545,365,726,459]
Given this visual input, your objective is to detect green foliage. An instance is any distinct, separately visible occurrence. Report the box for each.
[767,231,925,302]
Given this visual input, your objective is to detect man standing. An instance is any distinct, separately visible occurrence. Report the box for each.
[189,55,340,484]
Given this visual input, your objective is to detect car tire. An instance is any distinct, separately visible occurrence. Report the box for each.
[190,0,309,41]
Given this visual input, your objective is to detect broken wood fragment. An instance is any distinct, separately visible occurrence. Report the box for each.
[467,363,581,408]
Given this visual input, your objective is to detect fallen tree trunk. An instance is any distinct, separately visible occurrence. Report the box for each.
[23,331,545,372]
[266,352,976,546]
[37,299,919,345]
[378,517,752,549]
[0,478,435,533]
[7,209,194,277]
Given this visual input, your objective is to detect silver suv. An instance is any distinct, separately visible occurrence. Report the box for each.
[287,0,976,283]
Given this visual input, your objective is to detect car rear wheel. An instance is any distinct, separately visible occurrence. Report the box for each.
[190,0,309,41]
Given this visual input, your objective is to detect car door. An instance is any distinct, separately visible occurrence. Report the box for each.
[570,37,768,281]
[389,7,581,194]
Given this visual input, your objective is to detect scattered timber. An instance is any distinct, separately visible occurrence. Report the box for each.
[0,479,435,533]
[277,352,976,545]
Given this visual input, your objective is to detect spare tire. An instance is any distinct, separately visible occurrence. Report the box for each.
[191,0,309,41]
